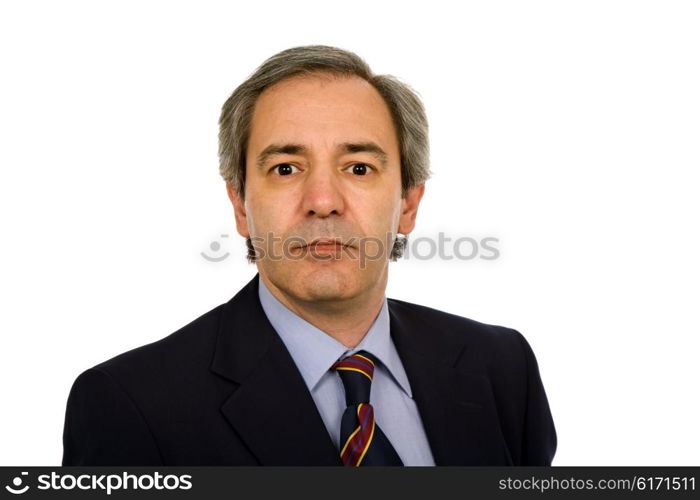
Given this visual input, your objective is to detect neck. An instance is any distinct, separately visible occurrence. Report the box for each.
[258,270,387,348]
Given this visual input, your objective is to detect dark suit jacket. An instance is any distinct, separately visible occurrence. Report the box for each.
[62,273,556,465]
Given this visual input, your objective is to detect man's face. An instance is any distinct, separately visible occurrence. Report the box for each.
[227,73,424,305]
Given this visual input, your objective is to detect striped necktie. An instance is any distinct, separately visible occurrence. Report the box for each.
[332,351,403,466]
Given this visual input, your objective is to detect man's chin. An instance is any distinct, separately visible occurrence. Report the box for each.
[263,258,362,302]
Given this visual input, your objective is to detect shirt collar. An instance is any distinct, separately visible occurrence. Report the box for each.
[257,275,412,397]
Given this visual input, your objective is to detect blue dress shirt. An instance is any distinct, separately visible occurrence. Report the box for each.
[257,277,435,466]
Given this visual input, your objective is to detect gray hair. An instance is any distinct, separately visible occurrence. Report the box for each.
[218,45,430,261]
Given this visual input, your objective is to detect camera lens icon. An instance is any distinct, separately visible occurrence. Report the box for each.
[201,234,230,262]
[5,472,29,494]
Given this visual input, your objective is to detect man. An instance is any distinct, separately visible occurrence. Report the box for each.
[62,45,557,466]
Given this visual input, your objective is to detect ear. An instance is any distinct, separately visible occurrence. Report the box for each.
[226,183,250,238]
[397,184,425,235]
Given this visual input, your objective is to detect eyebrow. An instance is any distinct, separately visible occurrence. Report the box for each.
[340,142,388,167]
[255,141,389,169]
[256,143,307,169]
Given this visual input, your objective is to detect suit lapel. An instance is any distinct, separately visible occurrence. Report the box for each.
[210,274,341,465]
[389,301,513,465]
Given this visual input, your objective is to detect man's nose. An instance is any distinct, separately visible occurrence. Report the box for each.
[301,165,345,217]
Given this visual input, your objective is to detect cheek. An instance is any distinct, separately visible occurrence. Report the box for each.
[245,190,298,238]
[353,193,402,235]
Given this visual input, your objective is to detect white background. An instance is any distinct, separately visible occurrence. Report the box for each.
[1,0,698,465]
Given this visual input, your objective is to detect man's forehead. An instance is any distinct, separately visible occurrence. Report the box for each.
[248,73,399,155]
[253,73,389,120]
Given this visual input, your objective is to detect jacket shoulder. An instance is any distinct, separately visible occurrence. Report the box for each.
[388,297,557,465]
[63,301,236,465]
[91,302,226,376]
[387,297,529,359]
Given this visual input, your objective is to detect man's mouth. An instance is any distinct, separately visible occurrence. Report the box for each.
[301,238,352,250]
[291,238,359,258]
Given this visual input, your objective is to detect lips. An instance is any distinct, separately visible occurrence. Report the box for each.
[302,238,348,248]
[299,238,353,249]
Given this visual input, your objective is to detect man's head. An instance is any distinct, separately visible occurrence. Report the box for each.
[219,45,429,305]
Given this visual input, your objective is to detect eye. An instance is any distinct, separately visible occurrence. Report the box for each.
[344,163,373,176]
[271,163,300,176]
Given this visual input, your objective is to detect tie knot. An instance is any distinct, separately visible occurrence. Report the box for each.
[332,351,377,406]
